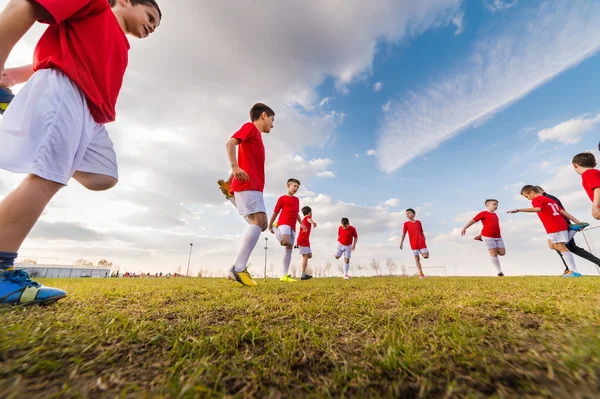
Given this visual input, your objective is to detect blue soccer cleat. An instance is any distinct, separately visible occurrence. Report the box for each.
[571,272,583,277]
[0,87,14,115]
[0,269,67,305]
[569,222,589,232]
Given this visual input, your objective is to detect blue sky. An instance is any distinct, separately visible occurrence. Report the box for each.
[1,0,600,276]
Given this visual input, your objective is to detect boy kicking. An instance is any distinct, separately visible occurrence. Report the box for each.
[296,206,317,280]
[400,208,427,278]
[0,0,162,304]
[572,152,600,220]
[508,185,585,277]
[268,178,307,283]
[335,217,358,279]
[225,103,275,286]
[461,199,505,277]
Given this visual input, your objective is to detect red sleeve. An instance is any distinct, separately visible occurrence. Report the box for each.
[402,222,408,235]
[274,197,282,214]
[532,196,542,208]
[473,212,484,222]
[584,170,600,190]
[232,123,255,143]
[34,0,94,24]
[353,227,358,238]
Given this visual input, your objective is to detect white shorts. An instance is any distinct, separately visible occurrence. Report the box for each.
[335,242,353,259]
[0,69,117,185]
[547,230,576,244]
[482,236,505,250]
[412,248,429,256]
[234,190,266,216]
[276,224,296,244]
[298,246,312,255]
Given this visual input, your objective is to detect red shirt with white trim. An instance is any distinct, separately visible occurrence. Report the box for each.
[403,220,427,250]
[296,216,312,247]
[274,195,300,231]
[473,211,501,238]
[532,195,568,234]
[582,169,600,205]
[338,226,358,246]
[230,123,265,193]
[33,0,130,124]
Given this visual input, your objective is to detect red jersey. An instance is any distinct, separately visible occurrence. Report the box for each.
[296,216,312,247]
[274,195,299,231]
[473,211,501,238]
[230,123,265,193]
[403,220,427,250]
[34,0,130,124]
[582,169,600,204]
[338,226,358,246]
[532,195,568,234]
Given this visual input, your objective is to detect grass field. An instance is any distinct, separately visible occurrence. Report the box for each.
[1,276,600,398]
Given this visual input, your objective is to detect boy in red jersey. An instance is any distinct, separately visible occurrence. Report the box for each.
[0,0,161,305]
[296,206,317,280]
[335,217,358,279]
[268,178,307,283]
[508,185,584,277]
[461,199,505,277]
[572,152,600,220]
[400,208,427,278]
[225,103,275,287]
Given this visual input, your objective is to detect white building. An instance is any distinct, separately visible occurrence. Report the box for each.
[15,263,110,278]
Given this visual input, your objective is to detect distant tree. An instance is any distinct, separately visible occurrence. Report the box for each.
[289,264,297,278]
[29,270,41,278]
[97,259,113,268]
[385,257,397,276]
[337,263,344,276]
[400,264,408,277]
[323,262,332,277]
[21,258,37,264]
[175,265,183,275]
[370,259,381,276]
[357,263,364,277]
[74,258,94,267]
[197,268,209,278]
[306,266,314,276]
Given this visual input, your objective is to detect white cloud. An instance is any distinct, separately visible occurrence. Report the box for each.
[320,97,334,106]
[452,12,464,35]
[316,171,336,178]
[484,0,518,13]
[382,101,392,112]
[366,149,377,156]
[538,113,600,144]
[381,198,400,207]
[504,181,525,191]
[374,82,383,92]
[377,1,600,172]
[354,154,360,158]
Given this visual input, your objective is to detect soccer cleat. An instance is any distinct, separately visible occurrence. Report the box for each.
[562,271,575,278]
[474,235,483,241]
[571,272,583,277]
[568,222,589,232]
[300,275,313,280]
[217,179,233,200]
[280,274,297,282]
[228,266,257,286]
[419,273,426,279]
[0,269,67,305]
[497,273,505,277]
[343,275,351,280]
[0,87,14,115]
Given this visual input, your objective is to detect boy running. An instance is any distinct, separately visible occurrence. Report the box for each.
[0,0,162,305]
[225,103,275,286]
[296,206,317,280]
[268,178,307,283]
[461,199,505,277]
[335,217,358,279]
[508,185,584,277]
[400,208,427,278]
[572,152,600,220]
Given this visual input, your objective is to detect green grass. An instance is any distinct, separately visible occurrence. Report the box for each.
[1,276,600,398]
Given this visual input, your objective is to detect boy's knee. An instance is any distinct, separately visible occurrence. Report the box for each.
[84,175,117,191]
[334,256,341,260]
[422,253,429,259]
[308,253,313,259]
[259,222,268,231]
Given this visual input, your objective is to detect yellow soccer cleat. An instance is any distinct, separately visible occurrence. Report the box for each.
[228,266,257,286]
[217,179,233,200]
[280,274,297,282]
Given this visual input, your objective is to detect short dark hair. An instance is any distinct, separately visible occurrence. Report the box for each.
[287,178,300,186]
[520,185,539,195]
[250,103,275,122]
[302,206,312,216]
[572,152,597,168]
[406,208,416,214]
[341,217,349,225]
[108,0,162,20]
[485,199,498,205]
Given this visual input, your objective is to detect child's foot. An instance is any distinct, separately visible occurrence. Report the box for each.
[343,275,351,280]
[497,272,504,277]
[419,273,426,279]
[474,235,483,241]
[300,274,313,280]
[228,266,257,286]
[217,179,233,200]
[280,274,297,282]
[0,269,67,305]
[562,271,575,278]
[568,222,589,232]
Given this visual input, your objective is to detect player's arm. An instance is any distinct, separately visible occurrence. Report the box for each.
[0,64,34,87]
[461,219,477,236]
[298,214,307,232]
[559,210,581,225]
[0,1,49,74]
[352,235,358,251]
[307,217,317,228]
[593,188,600,220]
[399,233,406,249]
[507,207,541,214]
[268,211,278,233]
[225,137,248,182]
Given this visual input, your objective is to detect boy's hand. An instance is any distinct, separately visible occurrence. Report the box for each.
[269,225,274,234]
[460,228,466,236]
[593,206,600,220]
[507,209,518,214]
[312,221,317,228]
[399,243,403,250]
[301,224,308,232]
[0,69,16,88]
[351,245,356,252]
[231,166,249,182]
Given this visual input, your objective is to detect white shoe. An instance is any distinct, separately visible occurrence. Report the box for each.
[343,275,351,280]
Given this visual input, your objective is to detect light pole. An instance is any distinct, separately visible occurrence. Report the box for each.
[264,237,268,280]
[186,243,193,277]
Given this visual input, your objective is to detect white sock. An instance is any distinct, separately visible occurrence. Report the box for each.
[344,262,350,275]
[273,226,283,243]
[233,225,262,272]
[562,251,578,273]
[490,256,503,274]
[283,248,292,276]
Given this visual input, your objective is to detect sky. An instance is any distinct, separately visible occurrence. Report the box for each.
[1,0,600,277]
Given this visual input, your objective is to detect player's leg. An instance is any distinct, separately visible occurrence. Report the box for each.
[300,248,313,280]
[567,236,600,266]
[484,238,504,276]
[413,251,424,275]
[280,228,296,282]
[553,234,580,277]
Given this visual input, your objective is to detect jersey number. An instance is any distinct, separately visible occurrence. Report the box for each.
[549,203,561,216]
